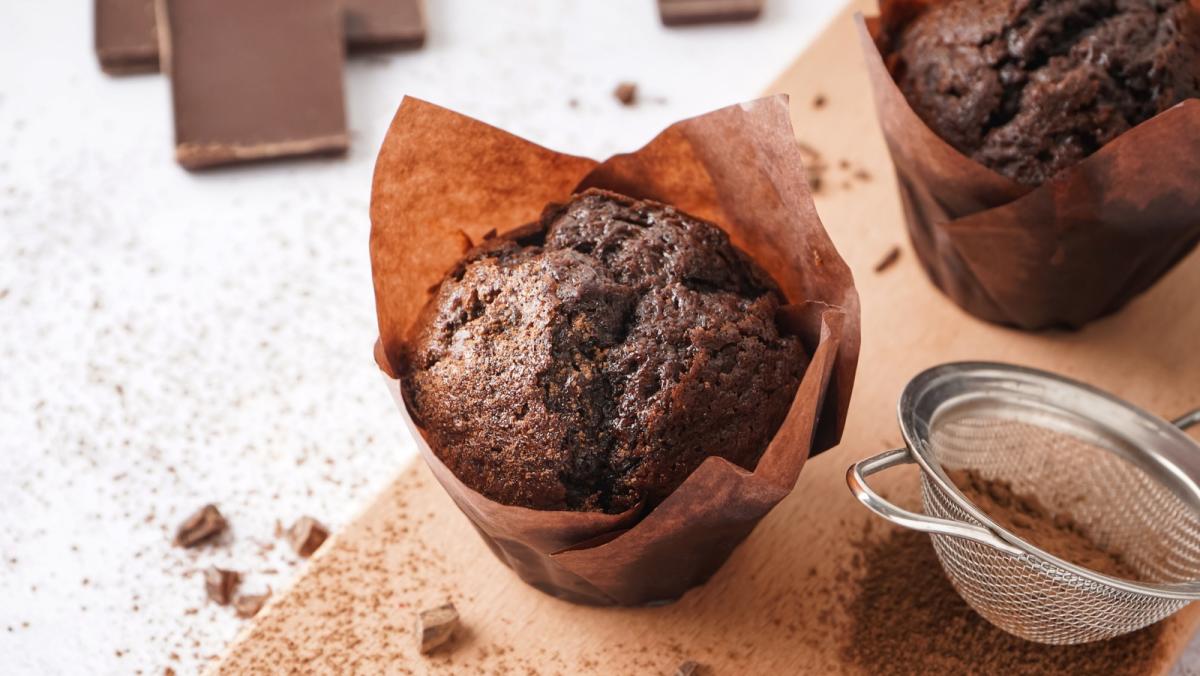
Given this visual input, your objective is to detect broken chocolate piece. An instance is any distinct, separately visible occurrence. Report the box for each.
[203,567,240,606]
[233,589,271,619]
[344,0,426,52]
[874,246,902,274]
[675,661,702,676]
[658,0,763,26]
[286,516,329,557]
[416,603,458,654]
[613,82,638,106]
[95,0,159,75]
[173,504,226,548]
[157,0,349,169]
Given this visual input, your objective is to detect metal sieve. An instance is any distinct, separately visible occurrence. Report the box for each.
[847,362,1200,644]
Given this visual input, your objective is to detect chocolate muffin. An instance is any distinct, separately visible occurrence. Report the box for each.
[890,0,1200,185]
[403,189,807,513]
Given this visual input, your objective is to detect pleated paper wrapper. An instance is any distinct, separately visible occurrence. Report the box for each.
[370,96,860,605]
[860,1,1200,329]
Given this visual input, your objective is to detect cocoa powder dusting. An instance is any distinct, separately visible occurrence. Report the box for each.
[843,527,1164,675]
[948,469,1140,580]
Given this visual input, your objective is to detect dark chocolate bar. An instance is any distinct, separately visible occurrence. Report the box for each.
[95,0,159,74]
[345,0,427,51]
[658,0,764,26]
[157,0,349,169]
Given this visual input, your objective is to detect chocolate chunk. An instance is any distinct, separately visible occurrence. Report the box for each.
[173,504,226,548]
[203,567,240,606]
[158,0,349,169]
[344,0,426,52]
[416,603,458,654]
[285,516,329,557]
[233,589,271,619]
[95,0,159,75]
[613,82,638,106]
[675,661,702,676]
[874,246,902,274]
[658,0,763,26]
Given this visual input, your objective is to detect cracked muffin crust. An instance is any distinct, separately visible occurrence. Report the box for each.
[890,0,1200,185]
[402,189,807,513]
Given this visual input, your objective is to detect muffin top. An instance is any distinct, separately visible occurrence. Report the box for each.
[403,189,807,513]
[891,0,1200,185]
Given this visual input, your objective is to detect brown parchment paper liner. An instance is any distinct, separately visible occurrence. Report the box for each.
[370,96,860,605]
[859,3,1200,330]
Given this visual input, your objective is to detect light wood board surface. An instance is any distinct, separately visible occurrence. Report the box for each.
[215,1,1200,672]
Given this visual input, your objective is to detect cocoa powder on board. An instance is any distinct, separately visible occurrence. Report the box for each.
[948,469,1140,580]
[843,528,1164,676]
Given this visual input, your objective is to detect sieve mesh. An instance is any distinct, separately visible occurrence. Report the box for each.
[920,401,1200,643]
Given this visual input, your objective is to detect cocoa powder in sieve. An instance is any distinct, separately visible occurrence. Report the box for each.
[843,527,1165,675]
[948,469,1140,580]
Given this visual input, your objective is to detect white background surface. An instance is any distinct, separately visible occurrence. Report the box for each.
[0,1,853,674]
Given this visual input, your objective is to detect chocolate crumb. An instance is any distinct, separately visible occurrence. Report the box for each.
[874,246,901,274]
[796,142,826,193]
[173,504,226,548]
[614,82,638,106]
[812,94,827,109]
[417,602,459,655]
[675,660,702,675]
[203,567,241,606]
[233,589,271,619]
[285,516,329,558]
[164,668,176,676]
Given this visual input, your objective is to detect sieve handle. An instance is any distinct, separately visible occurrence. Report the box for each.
[1174,410,1200,430]
[847,448,1024,557]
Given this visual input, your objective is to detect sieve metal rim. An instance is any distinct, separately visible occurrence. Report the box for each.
[855,361,1200,600]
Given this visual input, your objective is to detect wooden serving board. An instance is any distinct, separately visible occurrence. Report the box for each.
[215,1,1200,673]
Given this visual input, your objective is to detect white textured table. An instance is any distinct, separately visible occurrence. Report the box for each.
[0,1,850,674]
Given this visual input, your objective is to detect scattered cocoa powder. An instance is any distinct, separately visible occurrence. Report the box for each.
[948,469,1140,580]
[843,527,1163,675]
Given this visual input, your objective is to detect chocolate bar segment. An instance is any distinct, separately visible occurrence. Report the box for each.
[95,0,159,74]
[344,0,427,51]
[658,0,764,26]
[158,0,349,169]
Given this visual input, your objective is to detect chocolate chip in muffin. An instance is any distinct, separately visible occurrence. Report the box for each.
[890,0,1200,185]
[403,189,807,513]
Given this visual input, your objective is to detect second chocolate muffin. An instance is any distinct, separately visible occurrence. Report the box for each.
[403,189,807,513]
[890,0,1200,186]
